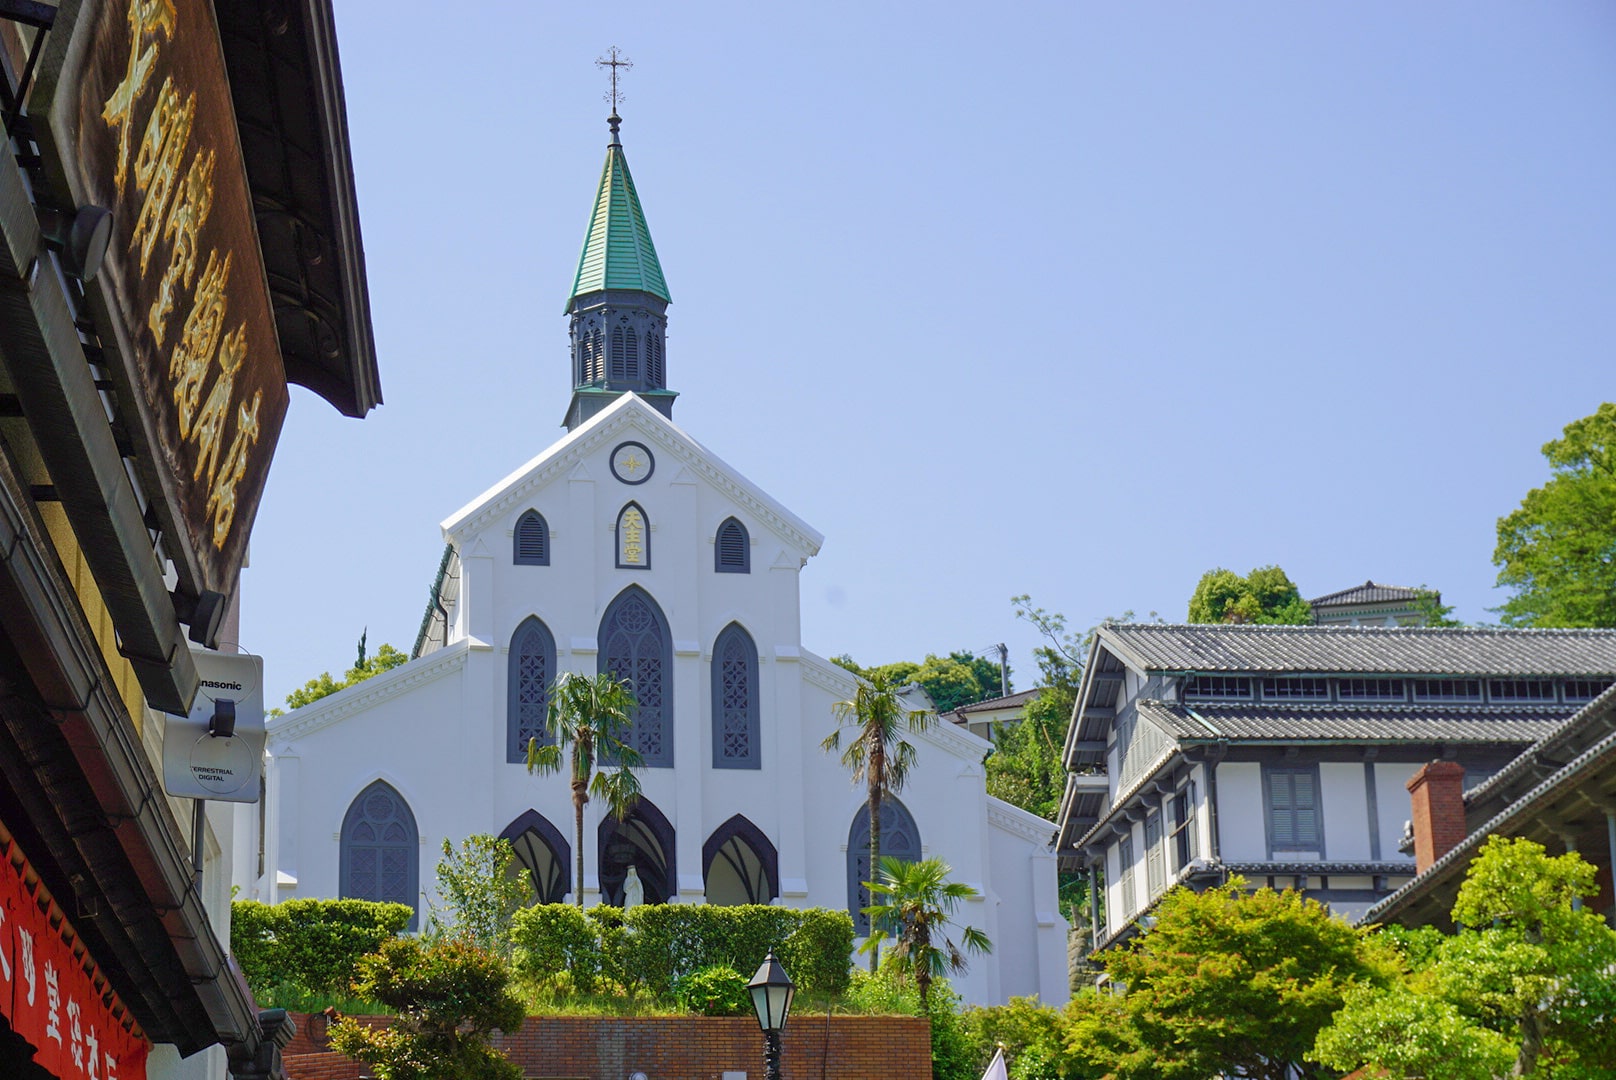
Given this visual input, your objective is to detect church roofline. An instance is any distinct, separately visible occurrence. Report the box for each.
[440,393,824,557]
[267,638,473,745]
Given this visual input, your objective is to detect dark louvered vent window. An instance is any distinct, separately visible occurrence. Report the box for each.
[514,510,549,565]
[1488,679,1555,702]
[610,327,627,381]
[1411,678,1482,702]
[1184,675,1252,700]
[1337,678,1405,701]
[715,517,749,573]
[1565,678,1615,703]
[648,333,664,385]
[1266,767,1320,851]
[625,326,639,380]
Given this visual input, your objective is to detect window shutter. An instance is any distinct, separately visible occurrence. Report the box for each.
[716,518,749,572]
[514,512,548,565]
[1270,772,1295,847]
[625,327,639,380]
[611,327,626,381]
[1293,770,1318,847]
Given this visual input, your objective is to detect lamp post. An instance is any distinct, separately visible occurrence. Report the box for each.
[747,950,795,1080]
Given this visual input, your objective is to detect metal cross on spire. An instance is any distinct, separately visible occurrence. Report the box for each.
[597,46,632,114]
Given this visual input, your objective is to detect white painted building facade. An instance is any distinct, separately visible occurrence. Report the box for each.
[250,116,1068,1007]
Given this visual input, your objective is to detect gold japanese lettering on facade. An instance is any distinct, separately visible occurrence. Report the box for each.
[129,79,195,272]
[621,507,646,565]
[148,148,214,345]
[101,0,176,192]
[100,0,266,551]
[169,249,231,437]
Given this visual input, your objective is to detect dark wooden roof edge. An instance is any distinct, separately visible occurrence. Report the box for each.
[293,0,380,416]
[216,0,381,419]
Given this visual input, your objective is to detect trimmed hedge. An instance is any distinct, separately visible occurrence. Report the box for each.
[510,903,853,997]
[232,898,414,996]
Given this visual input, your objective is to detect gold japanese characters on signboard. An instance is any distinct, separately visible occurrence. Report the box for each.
[36,0,290,596]
[618,504,647,567]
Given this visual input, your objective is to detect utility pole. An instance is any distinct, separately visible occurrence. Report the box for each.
[996,643,1009,697]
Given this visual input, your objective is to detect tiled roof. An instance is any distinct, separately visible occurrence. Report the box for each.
[1462,681,1616,814]
[1134,699,1568,744]
[952,688,1042,716]
[1310,580,1422,607]
[1099,623,1616,677]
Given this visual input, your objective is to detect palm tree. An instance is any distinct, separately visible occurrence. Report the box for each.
[863,856,992,1008]
[821,672,935,970]
[526,671,644,907]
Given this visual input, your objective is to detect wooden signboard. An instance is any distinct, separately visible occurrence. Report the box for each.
[31,0,289,602]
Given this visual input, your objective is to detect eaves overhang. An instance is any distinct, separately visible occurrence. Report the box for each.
[213,0,381,418]
[0,442,259,1057]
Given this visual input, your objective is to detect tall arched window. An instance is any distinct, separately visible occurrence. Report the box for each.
[508,616,556,762]
[712,623,759,769]
[624,326,639,381]
[599,586,672,767]
[715,517,749,573]
[588,328,604,382]
[340,780,419,928]
[610,326,627,381]
[647,333,664,386]
[847,798,921,934]
[514,510,549,565]
[616,502,649,569]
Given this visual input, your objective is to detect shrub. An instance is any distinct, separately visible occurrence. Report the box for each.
[231,898,414,997]
[674,964,752,1016]
[509,903,854,999]
[329,937,523,1080]
[510,904,603,991]
[845,966,975,1080]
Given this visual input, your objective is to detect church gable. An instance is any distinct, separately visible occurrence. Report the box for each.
[442,393,823,561]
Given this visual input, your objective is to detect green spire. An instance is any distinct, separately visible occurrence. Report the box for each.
[566,115,670,310]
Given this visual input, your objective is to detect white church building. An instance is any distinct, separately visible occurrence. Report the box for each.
[252,111,1068,1007]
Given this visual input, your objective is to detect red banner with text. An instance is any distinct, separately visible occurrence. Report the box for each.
[0,840,148,1080]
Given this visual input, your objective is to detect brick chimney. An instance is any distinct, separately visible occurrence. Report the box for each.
[1406,761,1468,873]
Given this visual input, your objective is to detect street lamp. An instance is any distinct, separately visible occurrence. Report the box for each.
[747,950,795,1080]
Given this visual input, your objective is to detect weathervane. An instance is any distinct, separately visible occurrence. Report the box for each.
[597,46,632,115]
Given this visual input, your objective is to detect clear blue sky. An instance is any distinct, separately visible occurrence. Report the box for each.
[242,0,1616,705]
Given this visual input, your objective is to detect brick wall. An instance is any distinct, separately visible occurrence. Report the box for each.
[283,1012,933,1080]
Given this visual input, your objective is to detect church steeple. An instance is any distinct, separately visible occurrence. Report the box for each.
[563,108,675,431]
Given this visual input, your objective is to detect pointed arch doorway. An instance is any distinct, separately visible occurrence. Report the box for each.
[702,814,778,905]
[499,809,571,904]
[598,798,675,906]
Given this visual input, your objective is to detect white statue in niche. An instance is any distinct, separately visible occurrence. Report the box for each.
[622,865,644,911]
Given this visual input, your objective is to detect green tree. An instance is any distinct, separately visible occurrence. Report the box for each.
[327,937,523,1080]
[832,651,1007,713]
[1312,836,1616,1078]
[525,671,644,907]
[822,672,936,971]
[986,597,1088,823]
[1411,585,1465,628]
[863,856,992,1009]
[1494,402,1616,627]
[427,834,531,959]
[277,637,410,714]
[1187,566,1312,625]
[1084,879,1387,1080]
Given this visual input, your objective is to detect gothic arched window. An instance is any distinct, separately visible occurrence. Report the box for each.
[847,798,921,934]
[508,616,556,762]
[712,623,759,769]
[616,502,649,569]
[514,510,549,566]
[648,333,664,385]
[625,326,639,381]
[599,586,672,767]
[715,517,749,573]
[588,328,604,382]
[610,326,627,381]
[340,781,419,928]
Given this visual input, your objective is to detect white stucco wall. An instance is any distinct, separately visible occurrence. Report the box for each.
[1319,762,1371,862]
[1214,761,1266,862]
